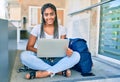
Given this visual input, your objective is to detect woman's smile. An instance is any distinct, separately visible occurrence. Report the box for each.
[44,8,55,25]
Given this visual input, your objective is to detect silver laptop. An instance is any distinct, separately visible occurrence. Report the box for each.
[37,39,69,57]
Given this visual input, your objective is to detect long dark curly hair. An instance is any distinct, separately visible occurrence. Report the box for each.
[40,3,59,38]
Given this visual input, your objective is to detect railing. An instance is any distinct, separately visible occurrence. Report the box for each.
[69,0,115,16]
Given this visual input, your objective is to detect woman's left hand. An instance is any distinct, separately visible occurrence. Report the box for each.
[66,48,73,57]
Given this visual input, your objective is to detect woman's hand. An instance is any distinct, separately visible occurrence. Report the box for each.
[66,48,73,57]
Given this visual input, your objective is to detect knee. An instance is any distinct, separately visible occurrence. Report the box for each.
[20,51,28,61]
[72,51,80,62]
[20,51,33,62]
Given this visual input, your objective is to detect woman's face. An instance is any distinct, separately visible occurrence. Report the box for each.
[43,8,56,25]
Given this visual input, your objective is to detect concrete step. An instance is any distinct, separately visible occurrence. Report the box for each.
[10,51,120,82]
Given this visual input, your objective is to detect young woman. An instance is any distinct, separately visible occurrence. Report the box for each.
[20,3,80,79]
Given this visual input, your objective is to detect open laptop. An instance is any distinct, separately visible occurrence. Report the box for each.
[37,39,69,57]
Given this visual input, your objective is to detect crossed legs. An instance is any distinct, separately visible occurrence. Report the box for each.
[20,51,80,79]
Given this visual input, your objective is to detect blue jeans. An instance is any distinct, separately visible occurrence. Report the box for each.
[20,51,80,74]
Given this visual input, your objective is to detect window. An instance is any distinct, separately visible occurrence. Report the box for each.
[99,0,120,60]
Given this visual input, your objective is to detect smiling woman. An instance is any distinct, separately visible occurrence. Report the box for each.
[20,3,80,79]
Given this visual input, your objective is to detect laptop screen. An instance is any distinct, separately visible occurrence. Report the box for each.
[37,39,69,57]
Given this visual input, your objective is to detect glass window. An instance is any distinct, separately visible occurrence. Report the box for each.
[99,0,120,60]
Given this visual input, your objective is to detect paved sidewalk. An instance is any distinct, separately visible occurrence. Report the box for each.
[10,50,120,82]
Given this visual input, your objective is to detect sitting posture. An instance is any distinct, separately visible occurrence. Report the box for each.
[20,3,80,79]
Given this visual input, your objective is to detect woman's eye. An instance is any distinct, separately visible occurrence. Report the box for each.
[50,13,55,16]
[44,12,55,17]
[44,13,48,16]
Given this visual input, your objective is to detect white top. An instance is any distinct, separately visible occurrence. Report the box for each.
[31,24,66,39]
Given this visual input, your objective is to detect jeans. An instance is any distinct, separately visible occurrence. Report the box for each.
[20,51,80,74]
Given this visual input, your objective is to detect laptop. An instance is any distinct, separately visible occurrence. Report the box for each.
[37,39,69,57]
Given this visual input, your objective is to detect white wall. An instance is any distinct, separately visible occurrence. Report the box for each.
[65,0,90,46]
